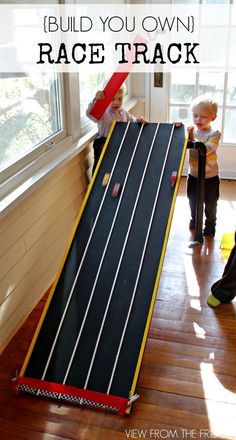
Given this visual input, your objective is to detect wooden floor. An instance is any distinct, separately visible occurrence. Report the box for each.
[0,177,236,440]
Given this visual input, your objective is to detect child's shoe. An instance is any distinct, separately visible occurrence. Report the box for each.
[207,294,221,308]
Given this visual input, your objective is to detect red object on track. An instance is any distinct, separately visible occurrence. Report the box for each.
[171,171,177,186]
[112,183,121,197]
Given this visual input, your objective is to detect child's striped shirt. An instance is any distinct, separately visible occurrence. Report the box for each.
[189,128,221,178]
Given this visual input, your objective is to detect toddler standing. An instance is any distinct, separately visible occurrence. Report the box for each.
[187,95,221,237]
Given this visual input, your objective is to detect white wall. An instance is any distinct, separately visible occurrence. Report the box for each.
[0,150,89,352]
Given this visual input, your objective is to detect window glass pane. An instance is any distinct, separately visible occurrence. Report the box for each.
[79,71,110,121]
[201,0,230,25]
[199,72,224,104]
[202,0,229,3]
[211,107,222,132]
[226,72,236,105]
[224,109,236,143]
[170,70,196,104]
[199,28,228,67]
[169,106,192,127]
[172,0,198,3]
[0,72,62,171]
[229,28,236,68]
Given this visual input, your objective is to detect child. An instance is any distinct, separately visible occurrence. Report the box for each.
[86,83,148,175]
[207,231,236,307]
[187,94,221,237]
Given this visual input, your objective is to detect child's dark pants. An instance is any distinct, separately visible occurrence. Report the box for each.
[92,136,107,175]
[187,174,220,233]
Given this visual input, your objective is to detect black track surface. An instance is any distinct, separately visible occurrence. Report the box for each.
[23,122,186,400]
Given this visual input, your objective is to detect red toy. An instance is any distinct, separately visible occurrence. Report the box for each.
[89,35,148,121]
[171,171,177,187]
[112,183,121,197]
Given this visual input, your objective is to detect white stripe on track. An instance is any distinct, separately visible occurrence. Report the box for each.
[83,123,161,390]
[106,124,175,394]
[61,123,145,386]
[40,122,131,382]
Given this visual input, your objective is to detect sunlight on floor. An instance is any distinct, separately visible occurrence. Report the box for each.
[172,194,189,228]
[176,184,236,439]
[193,321,206,338]
[177,191,236,317]
[200,362,236,439]
[183,254,200,298]
[175,183,236,242]
[215,199,236,239]
[190,299,201,311]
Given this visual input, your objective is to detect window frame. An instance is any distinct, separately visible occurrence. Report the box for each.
[0,69,93,215]
[0,0,72,199]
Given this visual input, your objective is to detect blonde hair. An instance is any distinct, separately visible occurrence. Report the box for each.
[191,94,218,118]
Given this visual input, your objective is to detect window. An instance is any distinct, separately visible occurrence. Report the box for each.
[169,0,236,145]
[79,71,109,130]
[0,0,71,206]
[169,71,236,145]
[0,72,65,174]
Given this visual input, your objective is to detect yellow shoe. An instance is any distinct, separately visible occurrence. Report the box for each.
[221,232,235,250]
[207,294,221,308]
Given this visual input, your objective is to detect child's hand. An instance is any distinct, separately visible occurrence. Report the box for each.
[137,116,148,124]
[187,126,195,141]
[95,91,105,101]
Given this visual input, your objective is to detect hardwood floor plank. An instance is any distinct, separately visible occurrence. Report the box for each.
[0,423,67,440]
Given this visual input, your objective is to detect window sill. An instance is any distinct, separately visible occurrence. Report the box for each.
[0,131,94,219]
[0,97,139,219]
